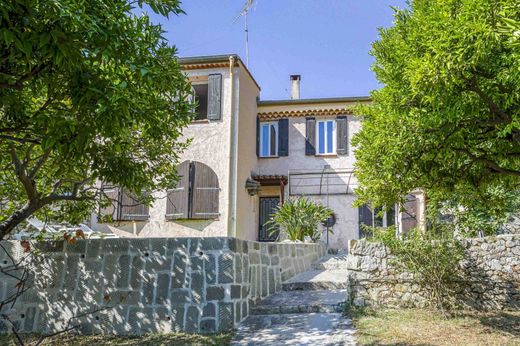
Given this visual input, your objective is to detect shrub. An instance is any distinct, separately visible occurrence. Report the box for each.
[372,226,464,315]
[268,197,333,242]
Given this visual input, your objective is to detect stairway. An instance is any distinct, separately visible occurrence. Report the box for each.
[231,254,356,345]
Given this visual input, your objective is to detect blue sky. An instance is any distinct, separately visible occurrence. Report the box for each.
[146,0,407,100]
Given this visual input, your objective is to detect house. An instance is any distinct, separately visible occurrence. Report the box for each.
[90,54,425,249]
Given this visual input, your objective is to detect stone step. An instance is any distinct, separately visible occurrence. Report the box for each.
[282,269,350,291]
[251,289,347,315]
[311,254,350,270]
[231,313,356,345]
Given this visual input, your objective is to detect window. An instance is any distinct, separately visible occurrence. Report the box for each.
[259,122,278,157]
[193,84,208,120]
[358,204,396,238]
[316,119,336,155]
[190,74,222,121]
[166,161,220,220]
[98,185,149,222]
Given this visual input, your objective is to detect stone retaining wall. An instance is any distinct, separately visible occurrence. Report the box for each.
[0,238,325,335]
[346,235,520,310]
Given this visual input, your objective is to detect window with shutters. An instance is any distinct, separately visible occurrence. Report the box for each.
[193,83,208,120]
[358,204,396,238]
[166,161,220,220]
[190,73,222,122]
[98,185,149,222]
[316,119,336,155]
[259,122,278,157]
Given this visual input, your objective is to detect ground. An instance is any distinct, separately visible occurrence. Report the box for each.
[352,308,520,346]
[0,332,233,346]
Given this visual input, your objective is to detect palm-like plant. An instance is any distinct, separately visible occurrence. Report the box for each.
[267,197,333,242]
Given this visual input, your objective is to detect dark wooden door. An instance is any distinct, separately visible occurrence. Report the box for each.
[259,197,280,242]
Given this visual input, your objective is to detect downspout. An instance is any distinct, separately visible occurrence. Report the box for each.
[227,56,238,238]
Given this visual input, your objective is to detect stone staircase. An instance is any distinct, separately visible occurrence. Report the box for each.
[231,254,356,345]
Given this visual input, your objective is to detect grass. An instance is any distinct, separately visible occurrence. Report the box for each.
[351,307,520,346]
[0,332,234,346]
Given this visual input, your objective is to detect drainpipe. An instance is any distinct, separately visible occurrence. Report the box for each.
[227,55,238,238]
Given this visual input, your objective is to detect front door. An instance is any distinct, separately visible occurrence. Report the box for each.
[258,197,280,242]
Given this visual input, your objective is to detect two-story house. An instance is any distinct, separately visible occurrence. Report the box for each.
[90,54,425,250]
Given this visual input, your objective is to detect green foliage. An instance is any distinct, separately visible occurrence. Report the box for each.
[0,1,193,238]
[267,197,333,242]
[352,0,520,227]
[372,226,464,313]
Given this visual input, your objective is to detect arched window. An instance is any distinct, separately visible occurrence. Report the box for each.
[166,161,220,220]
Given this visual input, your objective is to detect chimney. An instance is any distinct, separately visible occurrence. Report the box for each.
[290,75,301,100]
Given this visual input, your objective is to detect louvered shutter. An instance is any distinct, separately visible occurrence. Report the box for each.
[358,204,373,238]
[120,190,149,221]
[305,117,316,155]
[207,74,222,120]
[99,184,120,222]
[336,116,348,155]
[278,118,289,156]
[166,161,190,219]
[401,194,418,233]
[256,116,260,157]
[190,161,220,219]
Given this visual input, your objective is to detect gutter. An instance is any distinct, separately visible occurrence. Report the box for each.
[227,56,239,238]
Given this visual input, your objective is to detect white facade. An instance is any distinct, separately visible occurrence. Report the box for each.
[91,54,421,249]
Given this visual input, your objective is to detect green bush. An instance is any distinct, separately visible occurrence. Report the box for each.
[372,226,464,315]
[267,197,333,242]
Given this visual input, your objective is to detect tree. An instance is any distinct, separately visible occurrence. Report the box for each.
[352,0,520,224]
[0,0,194,239]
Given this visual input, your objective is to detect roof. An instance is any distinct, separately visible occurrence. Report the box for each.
[257,96,371,106]
[251,174,288,185]
[178,54,261,91]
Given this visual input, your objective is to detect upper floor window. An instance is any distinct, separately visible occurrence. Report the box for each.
[190,74,222,121]
[260,122,278,157]
[98,185,150,222]
[305,116,348,156]
[316,119,336,155]
[193,83,208,120]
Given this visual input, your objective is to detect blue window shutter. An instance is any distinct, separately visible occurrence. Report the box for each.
[305,117,316,156]
[207,74,222,120]
[278,119,289,156]
[256,116,260,157]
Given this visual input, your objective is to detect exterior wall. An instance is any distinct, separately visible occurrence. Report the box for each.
[255,108,363,249]
[0,238,325,335]
[235,66,260,241]
[90,66,238,238]
[346,235,520,310]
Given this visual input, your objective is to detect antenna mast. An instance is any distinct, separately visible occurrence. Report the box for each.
[234,0,255,67]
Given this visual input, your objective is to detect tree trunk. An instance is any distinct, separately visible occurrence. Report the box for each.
[0,202,40,240]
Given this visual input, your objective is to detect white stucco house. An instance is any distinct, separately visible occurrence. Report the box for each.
[90,54,425,250]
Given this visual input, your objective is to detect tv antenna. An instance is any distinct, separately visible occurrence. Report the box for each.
[234,0,256,67]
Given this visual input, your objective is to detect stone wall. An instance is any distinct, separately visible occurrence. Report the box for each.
[346,235,520,310]
[0,237,325,335]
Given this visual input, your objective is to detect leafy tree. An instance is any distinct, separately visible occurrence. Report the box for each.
[352,0,520,223]
[0,1,194,239]
[268,197,333,242]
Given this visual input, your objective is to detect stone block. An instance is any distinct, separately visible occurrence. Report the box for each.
[234,301,242,323]
[65,240,87,254]
[130,255,145,290]
[156,273,170,305]
[146,255,172,273]
[22,306,36,332]
[171,304,185,332]
[235,255,242,283]
[116,254,131,289]
[204,254,217,285]
[268,268,275,294]
[86,240,101,258]
[191,271,204,304]
[200,238,226,251]
[142,273,155,305]
[218,253,234,284]
[129,238,150,254]
[206,286,225,301]
[218,302,234,331]
[230,285,241,299]
[185,306,200,333]
[167,238,189,256]
[172,252,188,288]
[200,318,216,333]
[62,255,79,291]
[150,238,168,256]
[103,238,131,254]
[191,255,204,272]
[171,288,191,304]
[203,302,216,318]
[261,267,268,297]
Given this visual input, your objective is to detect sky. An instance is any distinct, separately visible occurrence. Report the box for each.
[145,0,408,100]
